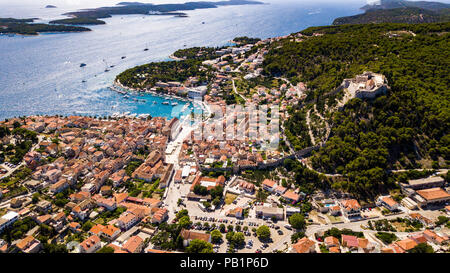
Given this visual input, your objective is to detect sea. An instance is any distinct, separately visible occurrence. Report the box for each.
[0,0,368,121]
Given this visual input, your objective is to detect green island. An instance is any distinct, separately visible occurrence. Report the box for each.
[0,18,91,35]
[1,1,264,35]
[62,1,263,22]
[49,18,107,26]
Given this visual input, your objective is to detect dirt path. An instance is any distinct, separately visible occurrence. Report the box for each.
[305,109,316,146]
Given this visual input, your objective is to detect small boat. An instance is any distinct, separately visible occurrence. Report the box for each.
[172,102,178,106]
[124,95,130,99]
[110,65,115,68]
[162,101,169,105]
[144,48,149,51]
[202,22,205,24]
[103,60,110,72]
[80,63,86,67]
[121,56,126,59]
[82,80,86,83]
[153,101,157,104]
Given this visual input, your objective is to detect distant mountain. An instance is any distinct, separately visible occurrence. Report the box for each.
[333,0,450,25]
[65,0,264,19]
[361,0,450,12]
[333,7,450,25]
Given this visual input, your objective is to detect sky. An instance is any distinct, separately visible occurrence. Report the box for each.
[0,0,449,12]
[0,0,374,8]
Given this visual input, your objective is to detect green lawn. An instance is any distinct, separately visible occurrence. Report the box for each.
[225,193,238,205]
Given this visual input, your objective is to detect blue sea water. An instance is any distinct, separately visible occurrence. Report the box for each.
[0,0,367,120]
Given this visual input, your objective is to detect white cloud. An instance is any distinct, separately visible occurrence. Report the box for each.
[366,0,381,5]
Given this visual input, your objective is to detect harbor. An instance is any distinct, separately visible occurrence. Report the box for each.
[107,82,206,121]
[109,81,207,118]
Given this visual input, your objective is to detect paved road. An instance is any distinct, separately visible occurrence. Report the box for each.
[0,136,44,206]
[1,135,44,177]
[305,213,408,237]
[264,228,292,253]
[0,192,33,209]
[231,79,248,103]
[0,162,24,180]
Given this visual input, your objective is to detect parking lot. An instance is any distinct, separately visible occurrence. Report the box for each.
[360,207,384,218]
[188,213,293,253]
[169,186,295,253]
[0,162,19,179]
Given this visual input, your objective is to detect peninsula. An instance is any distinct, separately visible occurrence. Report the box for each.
[334,0,450,25]
[0,18,91,35]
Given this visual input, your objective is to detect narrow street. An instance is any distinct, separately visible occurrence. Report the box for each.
[305,212,409,237]
[231,79,248,103]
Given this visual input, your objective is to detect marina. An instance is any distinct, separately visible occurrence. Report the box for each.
[0,1,362,121]
[106,81,204,120]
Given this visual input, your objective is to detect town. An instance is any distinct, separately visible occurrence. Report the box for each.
[0,33,449,254]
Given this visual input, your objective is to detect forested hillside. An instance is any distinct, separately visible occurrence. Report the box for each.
[333,7,450,25]
[263,23,449,198]
[361,0,450,12]
[0,18,90,35]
